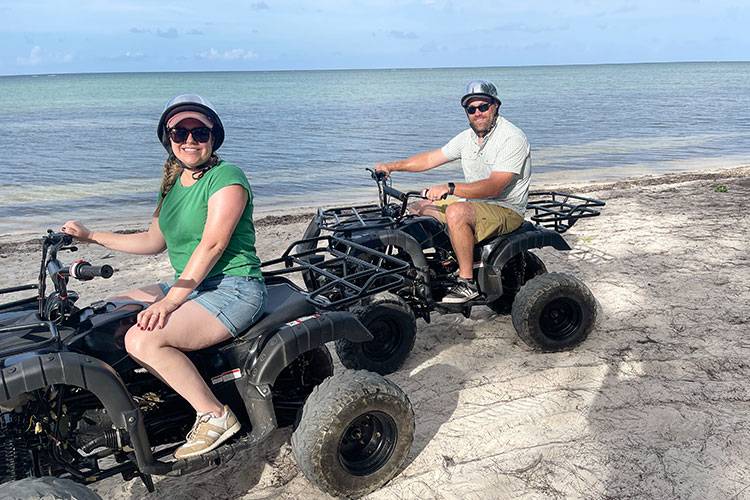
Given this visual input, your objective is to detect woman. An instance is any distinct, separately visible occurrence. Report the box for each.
[62,94,267,459]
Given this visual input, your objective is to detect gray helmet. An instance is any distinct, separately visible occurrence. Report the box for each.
[157,93,225,152]
[460,80,501,107]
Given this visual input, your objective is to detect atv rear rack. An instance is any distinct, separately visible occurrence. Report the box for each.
[526,191,605,233]
[262,235,410,309]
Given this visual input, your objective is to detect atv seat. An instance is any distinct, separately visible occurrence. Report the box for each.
[236,277,316,340]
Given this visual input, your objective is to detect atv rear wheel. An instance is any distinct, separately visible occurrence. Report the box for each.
[335,294,417,375]
[511,272,596,351]
[487,251,547,315]
[0,477,102,500]
[291,370,414,498]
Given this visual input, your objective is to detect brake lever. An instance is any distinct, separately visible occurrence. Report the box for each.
[367,167,388,182]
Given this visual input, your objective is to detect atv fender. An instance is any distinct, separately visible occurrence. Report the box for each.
[248,311,372,386]
[236,311,372,444]
[478,223,570,298]
[0,351,160,473]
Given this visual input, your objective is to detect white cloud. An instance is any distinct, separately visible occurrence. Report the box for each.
[105,51,146,61]
[16,46,73,66]
[195,48,258,61]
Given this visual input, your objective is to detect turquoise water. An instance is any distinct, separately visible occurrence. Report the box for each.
[2,62,749,237]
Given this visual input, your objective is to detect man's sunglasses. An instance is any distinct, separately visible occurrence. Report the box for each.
[168,126,212,144]
[464,102,492,115]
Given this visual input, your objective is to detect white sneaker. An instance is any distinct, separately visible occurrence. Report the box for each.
[174,405,241,459]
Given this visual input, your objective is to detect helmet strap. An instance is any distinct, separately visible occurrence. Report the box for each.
[171,154,217,181]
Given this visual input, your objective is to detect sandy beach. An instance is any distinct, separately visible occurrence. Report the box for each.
[1,165,749,499]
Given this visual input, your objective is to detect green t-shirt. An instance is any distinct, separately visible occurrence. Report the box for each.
[158,161,262,280]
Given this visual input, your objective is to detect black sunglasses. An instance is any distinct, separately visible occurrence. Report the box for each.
[465,102,492,115]
[168,126,212,144]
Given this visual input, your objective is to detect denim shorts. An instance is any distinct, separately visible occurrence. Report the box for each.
[158,274,267,337]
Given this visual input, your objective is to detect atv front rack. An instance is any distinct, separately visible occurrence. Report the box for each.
[261,235,410,309]
[526,191,605,233]
[312,205,398,233]
[0,320,60,358]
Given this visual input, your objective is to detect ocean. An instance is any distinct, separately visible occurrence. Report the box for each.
[1,62,749,238]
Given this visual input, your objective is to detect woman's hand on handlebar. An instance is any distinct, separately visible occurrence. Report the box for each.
[423,184,450,201]
[137,297,181,331]
[61,220,94,242]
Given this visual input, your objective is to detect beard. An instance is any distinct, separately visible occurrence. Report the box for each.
[469,111,498,137]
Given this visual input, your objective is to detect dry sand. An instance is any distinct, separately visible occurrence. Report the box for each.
[1,166,749,499]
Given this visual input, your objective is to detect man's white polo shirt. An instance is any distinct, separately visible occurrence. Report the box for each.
[441,115,531,216]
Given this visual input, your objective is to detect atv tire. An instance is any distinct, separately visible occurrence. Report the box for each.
[488,251,547,315]
[336,294,417,375]
[0,477,102,500]
[511,272,596,351]
[291,370,414,498]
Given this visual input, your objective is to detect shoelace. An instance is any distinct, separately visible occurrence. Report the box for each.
[185,412,214,441]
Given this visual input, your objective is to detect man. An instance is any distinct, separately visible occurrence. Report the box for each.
[375,80,531,304]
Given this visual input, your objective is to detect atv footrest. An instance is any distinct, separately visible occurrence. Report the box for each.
[163,431,263,477]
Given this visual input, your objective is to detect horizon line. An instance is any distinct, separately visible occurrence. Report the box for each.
[2,58,748,78]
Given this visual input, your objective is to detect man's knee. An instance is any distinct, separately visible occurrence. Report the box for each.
[408,200,432,216]
[444,202,473,226]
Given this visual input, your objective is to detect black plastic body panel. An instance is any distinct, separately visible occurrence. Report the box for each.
[248,311,372,386]
[0,351,158,472]
[478,222,571,298]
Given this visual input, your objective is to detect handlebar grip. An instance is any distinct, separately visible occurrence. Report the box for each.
[70,261,114,280]
[382,185,407,202]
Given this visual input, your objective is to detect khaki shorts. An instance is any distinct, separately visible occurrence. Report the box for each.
[432,198,524,242]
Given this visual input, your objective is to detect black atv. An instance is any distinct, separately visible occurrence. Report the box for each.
[297,169,605,375]
[0,231,416,499]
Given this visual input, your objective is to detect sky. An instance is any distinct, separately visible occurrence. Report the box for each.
[1,0,748,75]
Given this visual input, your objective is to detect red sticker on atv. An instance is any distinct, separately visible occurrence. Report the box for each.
[210,368,242,385]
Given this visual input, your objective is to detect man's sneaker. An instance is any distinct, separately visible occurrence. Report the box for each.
[174,405,241,459]
[442,278,480,304]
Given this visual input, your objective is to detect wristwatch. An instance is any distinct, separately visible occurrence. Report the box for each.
[448,182,456,196]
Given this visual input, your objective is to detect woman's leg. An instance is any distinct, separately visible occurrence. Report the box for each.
[124,300,231,415]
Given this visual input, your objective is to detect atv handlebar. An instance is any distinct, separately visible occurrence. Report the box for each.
[28,231,117,320]
[70,261,114,281]
[368,168,427,218]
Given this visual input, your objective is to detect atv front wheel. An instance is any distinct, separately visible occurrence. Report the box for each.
[0,477,102,500]
[291,370,414,498]
[336,294,417,375]
[511,272,596,351]
[487,251,547,315]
